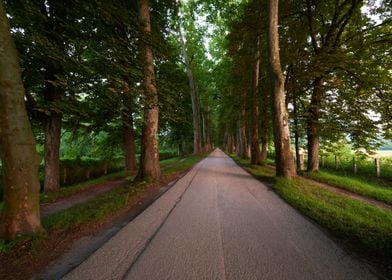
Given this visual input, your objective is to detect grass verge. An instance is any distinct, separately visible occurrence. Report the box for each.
[0,154,204,253]
[43,154,204,231]
[42,181,147,230]
[231,156,392,258]
[40,171,129,204]
[275,178,392,253]
[302,171,392,205]
[40,155,204,205]
[161,155,204,175]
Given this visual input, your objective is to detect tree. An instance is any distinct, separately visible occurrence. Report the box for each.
[136,0,161,180]
[250,35,261,165]
[303,0,363,172]
[41,0,67,192]
[267,0,296,177]
[0,1,42,238]
[122,90,137,172]
[178,17,202,155]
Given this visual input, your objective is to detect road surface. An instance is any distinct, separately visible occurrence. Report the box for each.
[64,149,377,280]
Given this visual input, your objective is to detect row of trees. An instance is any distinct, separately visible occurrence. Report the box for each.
[204,0,391,174]
[0,0,203,238]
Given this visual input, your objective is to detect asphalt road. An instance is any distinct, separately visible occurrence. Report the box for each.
[64,149,377,280]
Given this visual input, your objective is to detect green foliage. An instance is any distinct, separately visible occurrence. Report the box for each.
[159,152,178,161]
[0,239,13,254]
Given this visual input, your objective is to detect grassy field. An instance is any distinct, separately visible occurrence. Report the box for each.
[321,154,392,182]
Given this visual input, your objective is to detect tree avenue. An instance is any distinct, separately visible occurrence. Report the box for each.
[0,0,390,237]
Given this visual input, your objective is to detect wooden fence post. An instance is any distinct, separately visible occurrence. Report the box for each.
[375,158,381,177]
[335,155,340,169]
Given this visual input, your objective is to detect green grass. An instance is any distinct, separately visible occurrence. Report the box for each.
[42,182,146,230]
[231,155,392,256]
[160,157,182,168]
[275,178,392,252]
[321,155,392,181]
[161,155,204,175]
[43,154,204,230]
[0,155,204,256]
[302,171,392,204]
[230,155,276,184]
[40,171,129,204]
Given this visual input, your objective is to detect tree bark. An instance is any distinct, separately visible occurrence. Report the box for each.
[307,77,323,172]
[260,91,269,162]
[227,133,235,154]
[41,0,65,192]
[250,36,261,165]
[43,79,62,192]
[267,0,296,177]
[202,109,213,152]
[0,2,42,238]
[238,108,249,159]
[178,23,202,155]
[122,105,137,173]
[261,141,267,161]
[136,0,160,180]
[293,91,301,170]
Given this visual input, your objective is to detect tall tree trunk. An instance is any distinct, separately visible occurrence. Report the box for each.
[121,77,137,173]
[261,141,267,161]
[250,35,261,165]
[122,104,137,172]
[136,0,160,180]
[0,2,42,238]
[267,0,296,178]
[202,108,212,152]
[43,76,62,192]
[260,90,269,162]
[40,0,65,192]
[293,91,301,170]
[227,133,234,154]
[307,77,323,172]
[238,108,249,159]
[236,123,241,157]
[178,22,202,155]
